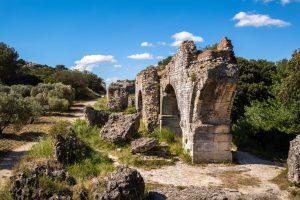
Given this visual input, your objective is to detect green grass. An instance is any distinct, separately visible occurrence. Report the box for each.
[67,151,114,181]
[27,137,53,158]
[154,128,175,144]
[124,106,137,114]
[94,97,109,110]
[38,175,71,194]
[48,120,72,138]
[0,185,13,200]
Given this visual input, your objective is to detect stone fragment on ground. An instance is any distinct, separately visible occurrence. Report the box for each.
[92,165,145,200]
[54,126,90,165]
[10,160,76,200]
[288,135,300,186]
[100,113,140,143]
[131,137,159,154]
[84,106,110,127]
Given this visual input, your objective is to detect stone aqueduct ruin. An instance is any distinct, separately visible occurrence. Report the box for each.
[135,38,238,163]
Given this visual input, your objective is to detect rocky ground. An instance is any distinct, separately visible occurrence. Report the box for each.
[0,100,97,190]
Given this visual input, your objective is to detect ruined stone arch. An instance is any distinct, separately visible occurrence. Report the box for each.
[161,83,182,137]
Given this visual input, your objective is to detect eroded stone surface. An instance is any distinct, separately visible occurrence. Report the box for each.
[100,113,140,143]
[135,37,237,163]
[10,160,75,200]
[131,137,159,154]
[93,166,145,200]
[54,126,90,165]
[288,135,300,186]
[107,80,135,111]
[84,106,110,127]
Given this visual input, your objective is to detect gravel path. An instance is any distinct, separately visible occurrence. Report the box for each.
[0,100,97,190]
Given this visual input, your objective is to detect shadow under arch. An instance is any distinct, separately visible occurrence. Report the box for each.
[161,84,182,136]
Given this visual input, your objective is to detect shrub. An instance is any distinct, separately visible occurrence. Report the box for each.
[0,84,11,93]
[48,121,72,138]
[48,97,69,111]
[10,84,32,97]
[94,97,109,110]
[0,92,42,135]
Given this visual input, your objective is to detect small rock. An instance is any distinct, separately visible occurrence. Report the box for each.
[100,113,140,144]
[131,137,159,154]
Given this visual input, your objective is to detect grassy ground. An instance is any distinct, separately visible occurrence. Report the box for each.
[271,169,300,200]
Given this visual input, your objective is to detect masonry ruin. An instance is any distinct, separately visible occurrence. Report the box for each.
[135,38,238,163]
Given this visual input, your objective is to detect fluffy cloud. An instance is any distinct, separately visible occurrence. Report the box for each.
[171,31,203,47]
[233,12,290,27]
[127,53,153,60]
[157,41,167,46]
[114,64,122,68]
[141,42,153,47]
[73,54,116,71]
[106,77,119,84]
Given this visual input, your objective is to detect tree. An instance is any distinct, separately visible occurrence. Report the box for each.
[0,92,42,135]
[0,42,20,85]
[231,58,276,122]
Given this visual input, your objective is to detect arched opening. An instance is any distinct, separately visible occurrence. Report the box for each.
[161,84,182,136]
[138,90,143,116]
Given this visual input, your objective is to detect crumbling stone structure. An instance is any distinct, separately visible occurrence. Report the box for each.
[135,38,238,163]
[107,80,135,111]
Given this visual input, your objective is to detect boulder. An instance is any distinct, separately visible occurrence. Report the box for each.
[93,166,145,200]
[131,137,159,154]
[100,113,140,143]
[54,126,90,165]
[10,160,75,200]
[288,135,300,186]
[84,106,110,127]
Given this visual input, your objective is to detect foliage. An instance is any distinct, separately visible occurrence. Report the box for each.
[10,85,32,97]
[46,70,104,99]
[0,42,19,85]
[0,92,42,135]
[157,56,172,71]
[48,121,72,138]
[31,83,74,111]
[231,58,276,122]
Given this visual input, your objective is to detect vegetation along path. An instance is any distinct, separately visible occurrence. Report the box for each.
[0,100,97,190]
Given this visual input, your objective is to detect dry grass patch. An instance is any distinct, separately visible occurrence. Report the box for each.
[217,170,261,189]
[271,169,300,200]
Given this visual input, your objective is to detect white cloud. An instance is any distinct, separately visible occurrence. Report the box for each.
[127,53,153,60]
[157,41,167,46]
[171,31,204,47]
[141,42,153,47]
[72,54,116,71]
[106,77,119,84]
[233,12,290,27]
[114,64,122,68]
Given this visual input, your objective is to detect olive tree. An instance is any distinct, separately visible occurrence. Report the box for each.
[0,92,42,135]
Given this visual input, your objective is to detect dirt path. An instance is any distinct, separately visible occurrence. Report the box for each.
[0,100,97,190]
[112,151,289,199]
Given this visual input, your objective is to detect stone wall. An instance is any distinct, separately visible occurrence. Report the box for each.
[107,80,135,111]
[136,37,237,163]
[135,66,160,132]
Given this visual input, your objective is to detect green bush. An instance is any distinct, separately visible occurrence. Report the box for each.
[10,84,32,97]
[48,97,69,111]
[94,97,109,110]
[0,92,42,135]
[48,121,72,138]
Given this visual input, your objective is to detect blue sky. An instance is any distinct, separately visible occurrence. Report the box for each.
[0,0,299,84]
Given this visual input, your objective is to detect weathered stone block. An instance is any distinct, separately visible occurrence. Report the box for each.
[288,135,300,186]
[214,134,232,142]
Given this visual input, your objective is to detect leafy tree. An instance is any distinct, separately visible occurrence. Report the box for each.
[0,42,20,85]
[0,92,42,135]
[231,58,276,122]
